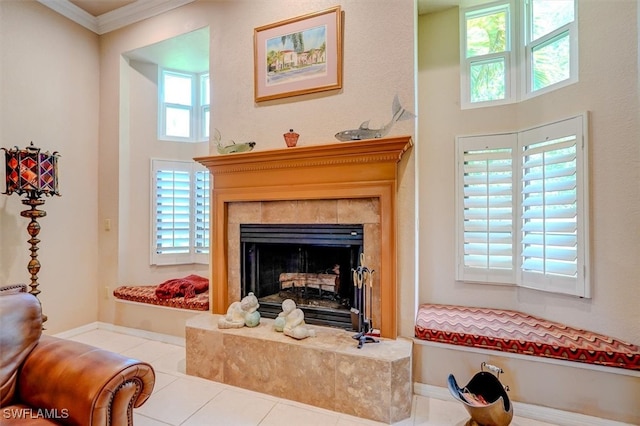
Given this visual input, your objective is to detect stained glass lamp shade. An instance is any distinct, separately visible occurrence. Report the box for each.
[3,142,60,198]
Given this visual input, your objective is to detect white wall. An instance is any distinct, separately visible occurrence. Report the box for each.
[97,0,417,335]
[418,1,640,344]
[0,1,100,334]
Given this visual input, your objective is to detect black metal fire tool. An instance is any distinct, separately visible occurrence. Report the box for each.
[352,253,379,348]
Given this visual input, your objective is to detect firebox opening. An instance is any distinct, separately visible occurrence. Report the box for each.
[240,224,363,330]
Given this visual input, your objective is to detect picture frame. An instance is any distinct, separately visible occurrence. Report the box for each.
[254,6,342,102]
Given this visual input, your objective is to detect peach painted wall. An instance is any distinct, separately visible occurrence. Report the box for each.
[417,1,640,345]
[0,1,100,334]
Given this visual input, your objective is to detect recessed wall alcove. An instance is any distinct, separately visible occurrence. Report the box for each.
[195,135,412,338]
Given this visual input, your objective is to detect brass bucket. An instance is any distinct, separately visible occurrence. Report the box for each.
[448,363,513,426]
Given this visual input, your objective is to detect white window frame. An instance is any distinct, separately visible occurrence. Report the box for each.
[455,113,589,297]
[150,159,210,266]
[460,0,517,108]
[460,0,578,109]
[198,73,210,140]
[158,69,210,142]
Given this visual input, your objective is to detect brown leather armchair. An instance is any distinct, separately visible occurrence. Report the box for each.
[0,284,155,425]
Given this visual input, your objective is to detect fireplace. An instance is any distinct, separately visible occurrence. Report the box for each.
[240,223,363,329]
[195,136,412,338]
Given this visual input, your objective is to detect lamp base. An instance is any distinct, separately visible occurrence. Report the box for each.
[21,198,47,323]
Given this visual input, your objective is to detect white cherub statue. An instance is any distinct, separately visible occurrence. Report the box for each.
[218,292,260,329]
[275,299,315,340]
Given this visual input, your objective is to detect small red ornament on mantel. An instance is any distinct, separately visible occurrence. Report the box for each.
[283,129,299,147]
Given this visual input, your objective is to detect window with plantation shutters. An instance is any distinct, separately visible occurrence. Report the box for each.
[456,134,517,284]
[151,159,210,265]
[455,114,589,297]
[518,116,588,296]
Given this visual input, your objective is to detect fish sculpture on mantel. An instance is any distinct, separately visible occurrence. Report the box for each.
[334,95,415,142]
[212,128,256,154]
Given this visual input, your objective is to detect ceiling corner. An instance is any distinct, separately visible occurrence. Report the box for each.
[38,0,197,35]
[37,0,99,33]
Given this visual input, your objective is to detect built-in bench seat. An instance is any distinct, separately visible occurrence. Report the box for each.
[415,304,639,371]
[113,285,209,311]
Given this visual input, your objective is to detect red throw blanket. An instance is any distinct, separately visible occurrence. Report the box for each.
[155,274,209,300]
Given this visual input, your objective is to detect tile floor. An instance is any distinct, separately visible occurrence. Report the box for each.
[66,328,558,426]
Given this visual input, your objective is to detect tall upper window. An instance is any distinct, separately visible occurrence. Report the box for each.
[464,3,513,104]
[159,69,210,142]
[455,114,589,297]
[151,159,210,265]
[461,0,577,108]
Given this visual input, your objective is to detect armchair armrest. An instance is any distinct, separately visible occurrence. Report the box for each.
[17,335,155,426]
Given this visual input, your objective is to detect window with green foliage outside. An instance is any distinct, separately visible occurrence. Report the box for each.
[464,4,510,104]
[528,0,574,92]
[461,0,577,108]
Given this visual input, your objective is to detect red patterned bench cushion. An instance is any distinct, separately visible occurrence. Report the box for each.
[113,285,209,311]
[415,304,640,371]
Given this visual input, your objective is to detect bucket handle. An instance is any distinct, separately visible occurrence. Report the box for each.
[481,362,503,378]
[481,362,510,391]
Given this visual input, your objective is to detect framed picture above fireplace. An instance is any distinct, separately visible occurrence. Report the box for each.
[253,6,343,102]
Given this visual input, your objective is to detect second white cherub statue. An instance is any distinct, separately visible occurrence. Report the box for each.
[275,299,315,340]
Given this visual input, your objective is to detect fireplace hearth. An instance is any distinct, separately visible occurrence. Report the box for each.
[240,224,363,329]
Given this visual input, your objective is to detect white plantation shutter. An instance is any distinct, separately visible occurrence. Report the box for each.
[193,170,210,255]
[151,160,210,265]
[156,168,190,255]
[456,134,517,284]
[455,114,589,297]
[518,115,588,297]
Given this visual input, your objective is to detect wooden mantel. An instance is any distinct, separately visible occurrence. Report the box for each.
[195,135,412,339]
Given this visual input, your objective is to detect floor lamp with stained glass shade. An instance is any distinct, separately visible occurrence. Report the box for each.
[2,142,60,323]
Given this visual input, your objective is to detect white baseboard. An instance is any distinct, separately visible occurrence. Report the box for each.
[53,321,185,346]
[413,383,633,426]
[53,321,101,338]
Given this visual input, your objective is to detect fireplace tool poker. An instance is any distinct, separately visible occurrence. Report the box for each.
[352,254,379,349]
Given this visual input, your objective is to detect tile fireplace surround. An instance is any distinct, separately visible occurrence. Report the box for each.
[189,136,413,423]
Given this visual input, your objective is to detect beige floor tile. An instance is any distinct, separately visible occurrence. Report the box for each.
[153,350,188,374]
[133,412,172,426]
[412,396,471,426]
[258,402,340,426]
[67,329,150,353]
[136,376,225,425]
[121,339,183,363]
[336,412,390,426]
[511,417,560,426]
[151,371,180,393]
[181,388,276,426]
[122,340,187,374]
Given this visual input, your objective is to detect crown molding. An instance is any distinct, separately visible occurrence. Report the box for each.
[37,0,98,33]
[97,0,195,35]
[37,0,196,35]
